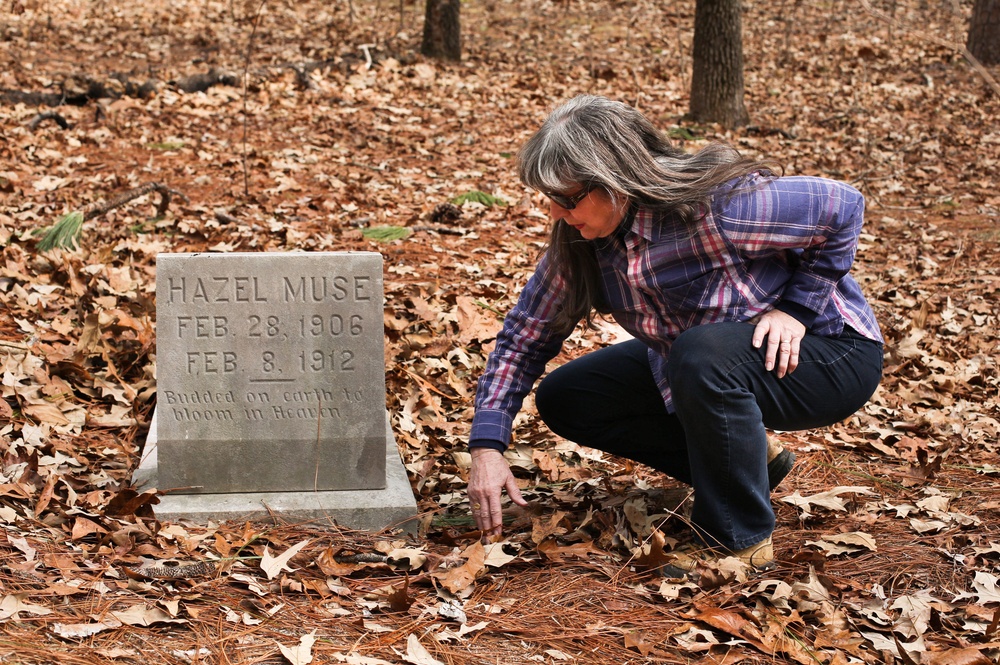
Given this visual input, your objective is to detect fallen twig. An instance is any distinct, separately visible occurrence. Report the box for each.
[79,181,189,221]
[411,224,468,236]
[214,209,239,225]
[27,111,70,130]
[37,182,189,251]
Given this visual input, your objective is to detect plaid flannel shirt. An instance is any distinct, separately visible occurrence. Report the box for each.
[470,174,884,449]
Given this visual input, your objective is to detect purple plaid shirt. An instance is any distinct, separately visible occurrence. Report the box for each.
[470,174,884,448]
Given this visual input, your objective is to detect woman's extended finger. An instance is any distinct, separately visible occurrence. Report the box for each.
[751,317,770,349]
[469,448,520,536]
[781,335,802,377]
[764,328,783,372]
[469,489,500,534]
[482,497,503,537]
[775,336,792,377]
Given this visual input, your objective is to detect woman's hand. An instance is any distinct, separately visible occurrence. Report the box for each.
[468,447,528,538]
[751,309,807,378]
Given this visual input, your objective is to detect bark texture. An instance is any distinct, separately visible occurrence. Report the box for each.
[422,0,462,61]
[968,0,1000,65]
[689,0,749,128]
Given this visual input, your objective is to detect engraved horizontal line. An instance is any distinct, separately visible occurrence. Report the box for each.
[248,378,296,383]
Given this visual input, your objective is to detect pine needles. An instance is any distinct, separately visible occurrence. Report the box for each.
[450,190,507,207]
[36,211,84,251]
[362,225,412,241]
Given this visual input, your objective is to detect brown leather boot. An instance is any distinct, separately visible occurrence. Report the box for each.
[658,536,775,578]
[767,436,795,490]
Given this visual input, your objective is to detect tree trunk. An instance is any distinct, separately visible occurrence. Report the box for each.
[422,0,461,61]
[968,0,1000,65]
[688,0,749,128]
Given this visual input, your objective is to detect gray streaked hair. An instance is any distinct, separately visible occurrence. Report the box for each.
[518,94,778,334]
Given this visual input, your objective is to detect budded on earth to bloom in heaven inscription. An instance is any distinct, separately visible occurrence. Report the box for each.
[155,252,387,495]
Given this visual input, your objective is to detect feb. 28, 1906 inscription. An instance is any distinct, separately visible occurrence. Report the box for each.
[155,252,387,495]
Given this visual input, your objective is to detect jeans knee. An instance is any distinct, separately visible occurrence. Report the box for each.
[535,371,563,427]
[669,326,718,387]
[668,323,754,394]
[536,362,605,438]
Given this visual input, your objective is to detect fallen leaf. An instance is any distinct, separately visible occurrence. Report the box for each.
[0,594,53,621]
[482,542,517,568]
[261,539,311,580]
[971,572,1000,605]
[434,621,489,643]
[672,625,720,652]
[536,539,601,562]
[891,590,939,638]
[631,530,673,570]
[543,648,575,660]
[657,579,701,600]
[385,578,412,613]
[32,175,70,191]
[109,605,187,627]
[278,630,316,665]
[403,634,444,665]
[22,402,71,426]
[910,518,948,534]
[624,630,652,656]
[922,647,993,665]
[824,531,877,551]
[386,547,427,570]
[431,541,485,595]
[694,605,764,644]
[8,535,36,560]
[95,648,139,659]
[972,542,1000,558]
[530,510,568,544]
[781,486,877,516]
[51,622,115,639]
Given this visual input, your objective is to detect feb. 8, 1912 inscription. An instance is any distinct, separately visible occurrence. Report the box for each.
[155,253,387,494]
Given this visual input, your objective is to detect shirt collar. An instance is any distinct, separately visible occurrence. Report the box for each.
[627,204,657,241]
[627,203,707,243]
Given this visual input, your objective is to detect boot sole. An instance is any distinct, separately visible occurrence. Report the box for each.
[767,449,795,490]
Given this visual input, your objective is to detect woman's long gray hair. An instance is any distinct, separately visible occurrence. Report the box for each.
[518,94,776,334]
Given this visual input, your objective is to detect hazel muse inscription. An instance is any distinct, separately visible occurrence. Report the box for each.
[164,274,374,304]
[155,253,387,495]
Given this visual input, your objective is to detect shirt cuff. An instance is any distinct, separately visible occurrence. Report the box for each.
[776,299,819,328]
[469,408,515,448]
[469,438,507,452]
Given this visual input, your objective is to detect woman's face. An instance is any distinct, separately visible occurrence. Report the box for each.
[548,185,628,240]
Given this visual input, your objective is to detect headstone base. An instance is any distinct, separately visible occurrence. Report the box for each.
[133,409,419,534]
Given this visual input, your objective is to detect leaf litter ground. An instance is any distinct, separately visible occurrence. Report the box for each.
[0,0,999,663]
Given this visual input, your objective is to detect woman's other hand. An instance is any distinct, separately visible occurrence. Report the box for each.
[751,309,807,378]
[468,447,528,538]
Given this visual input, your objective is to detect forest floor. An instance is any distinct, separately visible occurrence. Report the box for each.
[1,0,999,663]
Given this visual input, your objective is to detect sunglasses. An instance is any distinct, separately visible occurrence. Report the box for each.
[544,184,595,210]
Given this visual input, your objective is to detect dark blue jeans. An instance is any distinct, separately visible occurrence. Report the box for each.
[535,322,883,550]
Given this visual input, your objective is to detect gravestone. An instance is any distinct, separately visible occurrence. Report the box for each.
[133,252,418,532]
